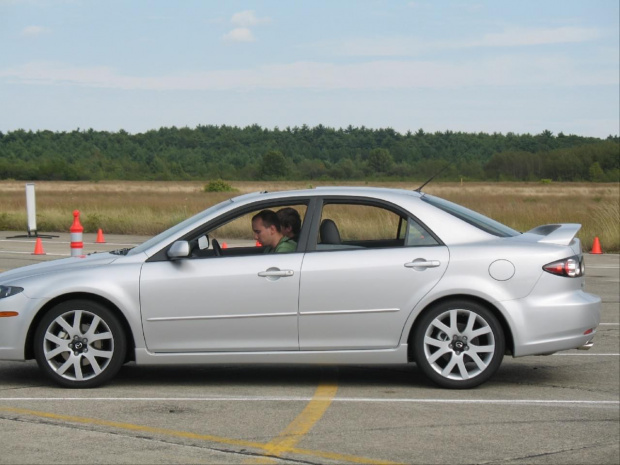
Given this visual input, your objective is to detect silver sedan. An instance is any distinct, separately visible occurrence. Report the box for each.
[0,187,601,389]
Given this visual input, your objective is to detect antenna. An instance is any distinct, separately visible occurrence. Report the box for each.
[414,161,454,193]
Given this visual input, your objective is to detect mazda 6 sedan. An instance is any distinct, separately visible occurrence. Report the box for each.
[0,187,601,389]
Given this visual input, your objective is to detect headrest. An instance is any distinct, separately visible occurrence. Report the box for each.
[320,219,341,244]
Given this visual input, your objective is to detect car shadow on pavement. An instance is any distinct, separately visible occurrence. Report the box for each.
[112,363,429,389]
[0,359,579,391]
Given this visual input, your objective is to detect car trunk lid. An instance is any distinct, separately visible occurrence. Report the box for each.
[517,223,582,255]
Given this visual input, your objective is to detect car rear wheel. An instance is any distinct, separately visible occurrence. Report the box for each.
[34,300,126,388]
[413,300,505,389]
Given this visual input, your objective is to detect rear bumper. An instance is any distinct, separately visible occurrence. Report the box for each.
[501,289,601,357]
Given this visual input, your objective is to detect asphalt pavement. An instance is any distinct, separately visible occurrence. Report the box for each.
[0,232,618,464]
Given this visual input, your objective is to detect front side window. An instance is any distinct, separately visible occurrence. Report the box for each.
[189,203,308,257]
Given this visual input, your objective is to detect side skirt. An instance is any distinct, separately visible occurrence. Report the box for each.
[135,344,409,365]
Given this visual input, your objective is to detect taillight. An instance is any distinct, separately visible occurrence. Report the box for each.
[543,255,585,278]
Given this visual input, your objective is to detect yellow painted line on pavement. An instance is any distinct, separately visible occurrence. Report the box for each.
[0,406,399,464]
[247,381,339,464]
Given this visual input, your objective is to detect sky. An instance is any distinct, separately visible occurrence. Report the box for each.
[1,0,618,138]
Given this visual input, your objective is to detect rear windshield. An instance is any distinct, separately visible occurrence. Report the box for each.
[421,195,520,238]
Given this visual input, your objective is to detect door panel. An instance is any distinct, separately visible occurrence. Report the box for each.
[299,247,449,350]
[140,254,303,352]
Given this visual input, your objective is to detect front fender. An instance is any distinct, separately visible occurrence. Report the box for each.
[18,262,146,353]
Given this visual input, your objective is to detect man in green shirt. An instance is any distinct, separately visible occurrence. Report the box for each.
[251,210,297,253]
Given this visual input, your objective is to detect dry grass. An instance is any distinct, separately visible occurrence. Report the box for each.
[1,180,618,251]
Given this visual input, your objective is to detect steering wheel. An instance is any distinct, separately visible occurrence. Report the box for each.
[212,238,222,257]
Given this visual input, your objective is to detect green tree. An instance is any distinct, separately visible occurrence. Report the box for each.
[260,150,288,179]
[589,162,605,182]
[296,159,328,179]
[367,148,394,174]
[0,124,617,182]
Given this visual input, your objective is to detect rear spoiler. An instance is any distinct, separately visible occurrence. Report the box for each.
[524,224,581,246]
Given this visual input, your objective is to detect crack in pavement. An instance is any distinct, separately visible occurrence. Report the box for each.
[477,440,619,464]
[0,414,324,465]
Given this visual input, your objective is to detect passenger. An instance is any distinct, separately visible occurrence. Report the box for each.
[277,207,302,243]
[252,210,297,253]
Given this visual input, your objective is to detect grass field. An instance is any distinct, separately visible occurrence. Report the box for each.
[1,180,618,252]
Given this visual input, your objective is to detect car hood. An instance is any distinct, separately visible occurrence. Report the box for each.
[0,253,119,284]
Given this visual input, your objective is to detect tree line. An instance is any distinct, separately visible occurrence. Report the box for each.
[0,125,618,182]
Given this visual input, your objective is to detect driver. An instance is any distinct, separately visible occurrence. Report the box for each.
[251,210,297,253]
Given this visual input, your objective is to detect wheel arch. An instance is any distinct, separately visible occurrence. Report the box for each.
[406,294,514,362]
[25,292,136,362]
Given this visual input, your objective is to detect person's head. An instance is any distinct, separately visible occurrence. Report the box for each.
[277,207,301,239]
[251,210,282,248]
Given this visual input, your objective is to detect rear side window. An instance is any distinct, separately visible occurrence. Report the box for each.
[406,217,440,246]
[321,203,400,242]
[421,195,520,238]
[316,202,439,250]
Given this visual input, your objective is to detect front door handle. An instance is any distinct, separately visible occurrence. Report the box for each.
[258,268,295,278]
[404,259,440,270]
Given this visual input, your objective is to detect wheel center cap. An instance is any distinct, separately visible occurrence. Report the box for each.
[69,339,88,354]
[449,335,469,354]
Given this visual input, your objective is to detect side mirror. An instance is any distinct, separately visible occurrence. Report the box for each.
[198,235,210,250]
[167,241,190,260]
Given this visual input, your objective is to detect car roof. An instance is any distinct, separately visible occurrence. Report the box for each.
[230,186,424,204]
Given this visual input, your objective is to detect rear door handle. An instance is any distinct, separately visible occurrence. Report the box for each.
[404,259,440,269]
[258,268,294,278]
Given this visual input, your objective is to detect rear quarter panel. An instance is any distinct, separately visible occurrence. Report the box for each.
[399,240,581,344]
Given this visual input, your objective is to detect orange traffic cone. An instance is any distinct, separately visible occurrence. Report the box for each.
[32,238,46,255]
[256,241,262,247]
[222,242,228,249]
[96,228,106,243]
[591,237,602,254]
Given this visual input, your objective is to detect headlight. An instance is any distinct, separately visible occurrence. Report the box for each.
[0,286,24,299]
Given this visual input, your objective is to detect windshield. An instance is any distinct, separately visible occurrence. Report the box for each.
[421,195,520,238]
[127,199,233,256]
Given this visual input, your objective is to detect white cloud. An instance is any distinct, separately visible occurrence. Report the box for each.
[230,10,270,27]
[471,26,602,47]
[326,26,604,57]
[1,57,616,91]
[222,27,255,43]
[21,25,50,37]
[222,10,270,43]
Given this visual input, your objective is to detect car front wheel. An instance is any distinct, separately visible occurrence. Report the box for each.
[34,300,126,388]
[413,300,505,389]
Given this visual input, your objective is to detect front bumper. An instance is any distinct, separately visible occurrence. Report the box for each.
[0,293,39,361]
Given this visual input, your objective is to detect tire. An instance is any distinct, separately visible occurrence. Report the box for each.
[34,300,126,388]
[413,300,505,389]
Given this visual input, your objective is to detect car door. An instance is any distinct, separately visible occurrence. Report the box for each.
[140,253,303,352]
[298,200,449,350]
[139,202,309,353]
